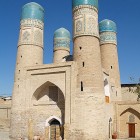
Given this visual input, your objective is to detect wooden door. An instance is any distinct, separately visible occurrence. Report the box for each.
[50,125,60,140]
[50,125,56,139]
[129,124,135,138]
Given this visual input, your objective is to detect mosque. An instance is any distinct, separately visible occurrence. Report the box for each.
[9,0,140,140]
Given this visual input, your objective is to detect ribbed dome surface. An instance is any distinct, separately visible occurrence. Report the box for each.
[72,0,98,9]
[21,2,44,22]
[54,28,70,38]
[99,19,117,33]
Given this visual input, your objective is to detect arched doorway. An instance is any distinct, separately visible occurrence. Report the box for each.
[128,114,135,138]
[46,116,63,140]
[32,81,65,138]
[120,108,140,138]
[50,119,61,140]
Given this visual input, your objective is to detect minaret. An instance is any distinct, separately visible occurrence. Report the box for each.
[99,19,122,101]
[11,2,44,139]
[72,0,108,139]
[53,28,70,63]
[73,0,103,92]
[14,2,44,82]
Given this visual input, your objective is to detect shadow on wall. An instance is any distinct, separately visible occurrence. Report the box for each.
[120,107,140,120]
[32,81,65,124]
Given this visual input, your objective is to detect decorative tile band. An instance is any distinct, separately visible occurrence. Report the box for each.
[73,5,99,39]
[18,19,43,48]
[72,0,98,10]
[100,32,117,45]
[54,38,70,49]
[20,19,44,30]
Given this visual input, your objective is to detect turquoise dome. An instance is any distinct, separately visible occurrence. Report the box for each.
[72,0,98,9]
[54,28,70,48]
[21,2,44,22]
[99,19,117,33]
[54,28,70,39]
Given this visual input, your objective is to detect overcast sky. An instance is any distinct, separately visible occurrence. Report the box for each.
[0,0,140,96]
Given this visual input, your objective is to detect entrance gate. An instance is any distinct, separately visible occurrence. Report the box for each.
[128,123,135,138]
[50,119,61,140]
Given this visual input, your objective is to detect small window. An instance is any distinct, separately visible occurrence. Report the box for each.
[104,79,108,86]
[21,55,22,58]
[82,62,85,67]
[111,66,113,69]
[79,46,82,50]
[116,91,117,96]
[81,81,83,91]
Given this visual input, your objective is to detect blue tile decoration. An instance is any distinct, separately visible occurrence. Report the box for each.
[20,19,44,30]
[54,28,70,48]
[21,2,44,22]
[99,19,117,33]
[100,32,117,45]
[76,20,83,32]
[73,5,99,38]
[72,0,98,9]
[99,19,117,45]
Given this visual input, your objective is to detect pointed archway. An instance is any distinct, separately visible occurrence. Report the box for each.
[32,81,65,124]
[45,116,63,140]
[120,107,140,138]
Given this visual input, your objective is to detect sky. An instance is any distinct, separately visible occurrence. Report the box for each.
[0,0,140,96]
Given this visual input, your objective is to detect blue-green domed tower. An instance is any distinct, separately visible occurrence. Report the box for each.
[99,19,122,101]
[99,19,117,45]
[53,28,70,63]
[17,2,45,68]
[11,2,45,139]
[72,0,108,139]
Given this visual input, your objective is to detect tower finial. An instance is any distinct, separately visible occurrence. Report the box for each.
[53,28,70,63]
[21,2,44,22]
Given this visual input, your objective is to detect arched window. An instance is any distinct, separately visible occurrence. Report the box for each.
[46,117,62,140]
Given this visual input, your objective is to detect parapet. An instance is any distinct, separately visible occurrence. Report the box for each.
[21,2,44,22]
[99,19,117,33]
[72,0,98,9]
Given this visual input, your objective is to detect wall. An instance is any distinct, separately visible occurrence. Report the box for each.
[0,98,11,131]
